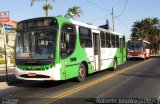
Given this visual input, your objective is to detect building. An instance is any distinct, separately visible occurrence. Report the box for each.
[0,20,17,47]
[0,20,17,59]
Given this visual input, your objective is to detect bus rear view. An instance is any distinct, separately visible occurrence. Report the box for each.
[127,39,151,60]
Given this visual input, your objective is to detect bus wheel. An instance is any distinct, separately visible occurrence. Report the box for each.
[143,54,146,60]
[112,58,117,70]
[77,64,86,82]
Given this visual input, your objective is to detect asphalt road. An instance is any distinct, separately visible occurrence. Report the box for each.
[0,67,16,84]
[0,56,160,104]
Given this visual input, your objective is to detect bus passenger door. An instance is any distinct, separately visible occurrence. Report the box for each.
[120,36,125,63]
[93,32,101,71]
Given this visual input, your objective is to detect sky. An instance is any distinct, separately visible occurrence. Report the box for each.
[0,0,160,40]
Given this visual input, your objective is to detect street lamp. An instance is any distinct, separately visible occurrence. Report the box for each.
[0,22,8,83]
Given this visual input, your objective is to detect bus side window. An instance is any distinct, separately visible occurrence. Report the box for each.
[106,32,111,48]
[60,24,76,58]
[79,27,92,48]
[111,34,116,48]
[100,31,105,48]
[123,36,125,47]
[60,33,67,55]
[116,35,119,48]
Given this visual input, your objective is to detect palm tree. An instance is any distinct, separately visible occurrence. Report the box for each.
[131,17,160,53]
[131,21,145,39]
[31,0,55,16]
[65,6,83,20]
[43,0,53,16]
[131,18,159,39]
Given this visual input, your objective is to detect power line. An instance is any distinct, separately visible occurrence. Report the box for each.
[85,0,111,14]
[85,0,113,29]
[86,0,128,19]
[115,0,128,19]
[85,0,128,31]
[116,18,131,40]
[116,18,130,32]
[89,14,110,23]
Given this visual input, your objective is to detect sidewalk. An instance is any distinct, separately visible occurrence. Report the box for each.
[0,64,14,67]
[151,54,160,56]
[0,82,12,90]
[0,64,14,70]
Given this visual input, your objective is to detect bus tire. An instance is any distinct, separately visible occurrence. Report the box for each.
[143,54,146,60]
[77,64,86,82]
[112,58,117,71]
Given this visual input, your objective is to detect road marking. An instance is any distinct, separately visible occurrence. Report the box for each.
[41,59,152,104]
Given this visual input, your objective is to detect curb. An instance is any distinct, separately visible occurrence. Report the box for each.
[0,64,14,71]
[0,82,11,90]
[0,67,14,71]
[0,64,14,68]
[0,80,23,90]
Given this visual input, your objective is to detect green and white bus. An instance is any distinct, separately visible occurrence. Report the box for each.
[14,16,126,82]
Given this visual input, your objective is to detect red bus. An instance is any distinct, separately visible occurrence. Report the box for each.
[127,39,151,60]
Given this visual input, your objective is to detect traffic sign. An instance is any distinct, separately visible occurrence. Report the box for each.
[4,24,13,31]
[0,11,9,22]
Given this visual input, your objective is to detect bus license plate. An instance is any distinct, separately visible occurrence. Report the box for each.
[28,73,36,77]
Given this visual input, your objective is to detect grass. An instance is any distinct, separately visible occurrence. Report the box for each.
[0,60,14,64]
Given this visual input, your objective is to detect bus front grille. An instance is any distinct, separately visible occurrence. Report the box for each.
[20,74,50,78]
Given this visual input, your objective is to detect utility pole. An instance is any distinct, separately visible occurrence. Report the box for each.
[0,11,10,83]
[112,7,115,31]
[0,23,8,82]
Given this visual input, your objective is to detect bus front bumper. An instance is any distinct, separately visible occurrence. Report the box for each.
[127,55,145,59]
[14,64,61,81]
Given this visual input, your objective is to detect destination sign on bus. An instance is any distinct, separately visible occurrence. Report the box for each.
[17,18,57,30]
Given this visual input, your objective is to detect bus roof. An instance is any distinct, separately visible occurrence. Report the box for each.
[18,16,124,36]
[128,39,150,44]
[67,17,124,36]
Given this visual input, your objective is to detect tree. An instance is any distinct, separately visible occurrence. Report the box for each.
[131,17,160,53]
[131,18,160,40]
[65,6,83,20]
[31,0,55,16]
[43,1,53,17]
[131,21,145,39]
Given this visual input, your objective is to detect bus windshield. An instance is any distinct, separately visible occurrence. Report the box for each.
[16,30,57,60]
[128,42,144,52]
